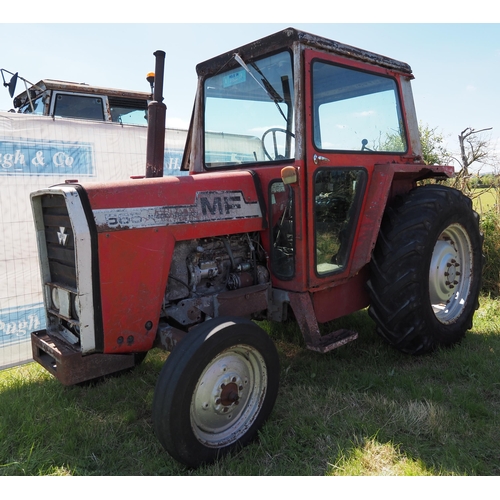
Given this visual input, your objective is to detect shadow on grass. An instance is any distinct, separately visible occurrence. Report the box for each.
[1,308,499,475]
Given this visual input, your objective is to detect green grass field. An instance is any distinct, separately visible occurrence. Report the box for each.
[472,187,498,213]
[1,296,499,476]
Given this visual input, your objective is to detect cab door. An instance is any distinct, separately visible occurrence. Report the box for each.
[303,48,408,290]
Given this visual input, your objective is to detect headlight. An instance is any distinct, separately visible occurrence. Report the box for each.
[51,287,60,311]
[72,294,81,320]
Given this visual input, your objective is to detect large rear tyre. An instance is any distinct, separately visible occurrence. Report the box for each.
[367,185,483,355]
[152,317,280,467]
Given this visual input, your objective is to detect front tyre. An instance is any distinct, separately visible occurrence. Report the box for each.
[367,185,483,355]
[152,317,280,467]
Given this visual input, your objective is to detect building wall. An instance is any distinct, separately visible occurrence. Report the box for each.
[0,112,186,369]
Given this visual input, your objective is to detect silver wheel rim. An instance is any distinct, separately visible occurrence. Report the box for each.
[190,344,267,448]
[429,223,473,324]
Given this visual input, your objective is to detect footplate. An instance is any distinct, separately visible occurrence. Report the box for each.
[305,329,358,353]
[288,292,359,353]
[31,330,136,386]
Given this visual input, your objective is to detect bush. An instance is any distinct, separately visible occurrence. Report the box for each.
[480,209,500,297]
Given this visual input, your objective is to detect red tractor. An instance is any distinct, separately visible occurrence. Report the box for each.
[30,28,483,467]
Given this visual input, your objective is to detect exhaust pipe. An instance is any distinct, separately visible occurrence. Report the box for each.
[146,50,166,178]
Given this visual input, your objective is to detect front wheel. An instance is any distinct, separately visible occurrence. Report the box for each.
[367,185,483,355]
[152,317,280,467]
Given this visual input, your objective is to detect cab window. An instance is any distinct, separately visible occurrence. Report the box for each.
[19,94,45,115]
[204,51,294,167]
[109,97,148,126]
[270,179,295,279]
[315,168,366,275]
[312,61,407,153]
[52,93,105,121]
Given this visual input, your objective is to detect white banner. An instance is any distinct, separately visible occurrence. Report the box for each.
[0,112,187,369]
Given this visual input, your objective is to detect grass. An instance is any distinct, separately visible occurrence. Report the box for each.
[1,297,500,476]
[472,187,498,214]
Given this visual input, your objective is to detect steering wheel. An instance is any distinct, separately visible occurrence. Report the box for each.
[361,138,372,151]
[262,128,295,161]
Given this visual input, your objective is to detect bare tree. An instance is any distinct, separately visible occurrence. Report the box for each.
[452,127,495,194]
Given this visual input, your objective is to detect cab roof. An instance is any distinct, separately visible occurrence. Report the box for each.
[196,27,413,78]
[16,79,152,102]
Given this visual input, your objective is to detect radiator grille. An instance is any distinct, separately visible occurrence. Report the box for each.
[41,194,77,289]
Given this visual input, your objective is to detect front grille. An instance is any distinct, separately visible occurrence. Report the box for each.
[41,194,76,289]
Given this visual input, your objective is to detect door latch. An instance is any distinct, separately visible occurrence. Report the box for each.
[313,154,330,165]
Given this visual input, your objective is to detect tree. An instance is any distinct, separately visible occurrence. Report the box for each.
[419,123,452,166]
[452,127,496,195]
[458,127,493,174]
[380,122,452,165]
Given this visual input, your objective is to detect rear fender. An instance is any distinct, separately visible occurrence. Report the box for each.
[350,163,453,274]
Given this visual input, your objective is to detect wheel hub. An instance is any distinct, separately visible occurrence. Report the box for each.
[190,345,266,447]
[430,240,461,303]
[429,224,472,323]
[214,375,245,414]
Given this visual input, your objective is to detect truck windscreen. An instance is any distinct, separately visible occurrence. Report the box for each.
[204,50,294,167]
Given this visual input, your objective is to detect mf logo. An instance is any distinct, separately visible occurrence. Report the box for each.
[57,227,68,246]
[200,195,242,216]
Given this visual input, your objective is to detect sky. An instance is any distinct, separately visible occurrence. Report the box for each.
[1,4,499,171]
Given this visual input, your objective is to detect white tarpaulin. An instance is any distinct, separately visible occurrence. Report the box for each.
[0,112,187,369]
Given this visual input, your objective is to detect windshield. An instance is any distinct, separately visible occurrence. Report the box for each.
[204,50,294,167]
[19,94,45,114]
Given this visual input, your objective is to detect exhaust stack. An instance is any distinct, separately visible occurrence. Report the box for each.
[145,50,166,178]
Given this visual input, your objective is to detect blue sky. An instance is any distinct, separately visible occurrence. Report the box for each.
[1,10,499,171]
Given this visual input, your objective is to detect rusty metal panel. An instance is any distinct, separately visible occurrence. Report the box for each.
[34,79,152,100]
[216,283,270,318]
[288,291,358,353]
[155,323,187,352]
[196,28,413,79]
[31,330,136,386]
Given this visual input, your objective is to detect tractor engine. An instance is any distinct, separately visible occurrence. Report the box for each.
[161,233,270,328]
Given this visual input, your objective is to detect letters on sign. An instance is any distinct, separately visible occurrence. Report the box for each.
[0,138,95,176]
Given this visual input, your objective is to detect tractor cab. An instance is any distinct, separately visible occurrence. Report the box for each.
[2,70,151,126]
[184,28,442,322]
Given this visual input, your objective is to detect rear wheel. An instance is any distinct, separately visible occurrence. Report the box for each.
[152,317,280,467]
[367,185,483,354]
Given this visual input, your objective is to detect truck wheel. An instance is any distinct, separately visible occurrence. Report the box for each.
[367,185,483,355]
[152,317,280,467]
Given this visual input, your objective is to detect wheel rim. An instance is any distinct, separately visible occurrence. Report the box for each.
[429,223,473,324]
[190,344,267,448]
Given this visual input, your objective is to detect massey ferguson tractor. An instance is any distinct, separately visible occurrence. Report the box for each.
[29,28,483,467]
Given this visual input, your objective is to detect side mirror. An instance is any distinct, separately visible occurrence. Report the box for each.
[7,72,18,97]
[1,69,18,98]
[281,166,298,185]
